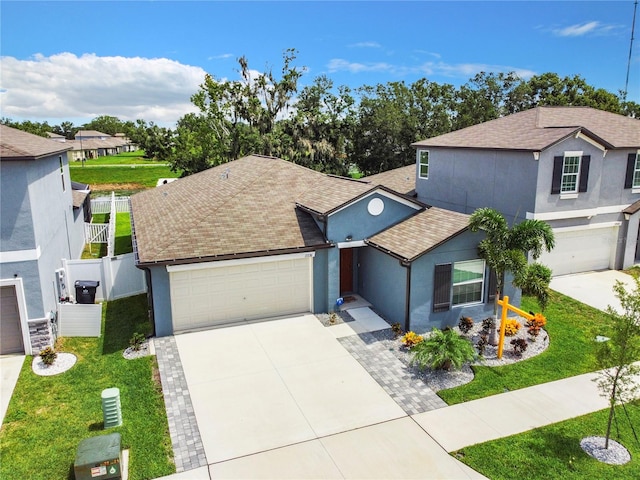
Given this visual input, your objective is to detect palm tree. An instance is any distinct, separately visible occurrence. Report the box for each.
[469,207,555,343]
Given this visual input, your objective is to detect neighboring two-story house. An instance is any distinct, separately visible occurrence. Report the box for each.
[0,125,87,355]
[412,106,640,276]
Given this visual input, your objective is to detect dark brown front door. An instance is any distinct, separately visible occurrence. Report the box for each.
[340,248,353,294]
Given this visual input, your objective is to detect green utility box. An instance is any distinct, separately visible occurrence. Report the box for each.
[74,433,122,480]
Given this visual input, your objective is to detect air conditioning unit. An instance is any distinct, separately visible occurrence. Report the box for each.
[55,268,69,301]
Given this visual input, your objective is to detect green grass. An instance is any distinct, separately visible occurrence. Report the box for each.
[0,295,174,480]
[115,213,133,255]
[69,150,165,166]
[454,401,640,479]
[438,291,611,404]
[70,165,177,194]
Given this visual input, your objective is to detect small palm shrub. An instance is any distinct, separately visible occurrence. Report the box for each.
[39,346,57,366]
[458,316,474,334]
[129,332,146,351]
[502,318,522,336]
[410,328,477,371]
[401,331,423,349]
[476,333,489,356]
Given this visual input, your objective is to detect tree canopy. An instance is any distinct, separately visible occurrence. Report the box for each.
[3,51,639,177]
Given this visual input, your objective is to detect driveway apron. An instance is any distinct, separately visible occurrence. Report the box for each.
[155,312,484,479]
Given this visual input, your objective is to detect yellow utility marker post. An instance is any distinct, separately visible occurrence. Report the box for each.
[496,296,535,359]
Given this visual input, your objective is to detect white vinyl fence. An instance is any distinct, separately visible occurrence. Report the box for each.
[63,252,147,302]
[58,303,102,337]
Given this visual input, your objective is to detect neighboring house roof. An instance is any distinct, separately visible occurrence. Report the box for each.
[363,165,416,196]
[46,132,66,140]
[131,155,332,265]
[72,190,89,209]
[412,106,640,152]
[367,207,470,262]
[0,124,71,160]
[75,130,110,138]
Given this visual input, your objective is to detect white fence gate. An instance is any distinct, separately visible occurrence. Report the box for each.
[58,303,102,337]
[84,193,131,255]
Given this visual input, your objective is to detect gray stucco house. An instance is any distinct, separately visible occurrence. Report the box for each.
[131,155,513,336]
[0,125,87,355]
[412,106,640,276]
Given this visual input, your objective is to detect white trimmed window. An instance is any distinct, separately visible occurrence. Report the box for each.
[561,154,581,193]
[452,260,485,306]
[418,150,429,179]
[59,156,66,192]
[634,153,640,188]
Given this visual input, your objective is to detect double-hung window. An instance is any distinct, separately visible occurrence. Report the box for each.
[433,260,485,312]
[560,155,580,193]
[551,151,590,196]
[418,150,429,179]
[452,260,485,306]
[624,152,640,190]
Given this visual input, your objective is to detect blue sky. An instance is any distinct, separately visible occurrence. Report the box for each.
[1,1,638,127]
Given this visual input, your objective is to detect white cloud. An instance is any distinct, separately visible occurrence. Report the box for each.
[349,41,382,48]
[209,53,234,60]
[327,58,395,74]
[552,21,620,37]
[327,58,535,80]
[0,53,206,126]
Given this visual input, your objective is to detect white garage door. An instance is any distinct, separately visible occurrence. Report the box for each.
[1,286,24,354]
[538,226,617,276]
[169,254,313,333]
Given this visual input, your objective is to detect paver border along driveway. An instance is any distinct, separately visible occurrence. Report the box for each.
[170,314,484,479]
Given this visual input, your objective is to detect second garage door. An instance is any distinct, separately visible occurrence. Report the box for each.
[1,286,24,355]
[169,255,313,333]
[538,226,618,276]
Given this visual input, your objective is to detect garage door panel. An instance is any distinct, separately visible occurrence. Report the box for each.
[1,286,25,354]
[171,256,311,332]
[539,227,616,276]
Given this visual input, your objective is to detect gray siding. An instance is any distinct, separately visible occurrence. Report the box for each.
[0,260,42,319]
[148,266,173,337]
[358,246,406,325]
[415,149,538,223]
[1,161,36,251]
[312,249,328,313]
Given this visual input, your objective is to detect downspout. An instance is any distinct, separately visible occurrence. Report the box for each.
[401,259,411,332]
[139,266,156,337]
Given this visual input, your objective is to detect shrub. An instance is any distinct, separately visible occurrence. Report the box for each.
[401,331,423,349]
[410,328,477,371]
[458,316,474,334]
[391,322,403,338]
[39,346,57,366]
[502,318,522,336]
[526,313,546,339]
[481,317,495,334]
[476,333,489,357]
[511,338,528,356]
[129,332,146,351]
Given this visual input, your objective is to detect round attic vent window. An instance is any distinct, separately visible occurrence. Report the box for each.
[367,197,384,216]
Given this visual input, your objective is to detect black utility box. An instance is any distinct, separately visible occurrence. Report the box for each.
[75,280,100,304]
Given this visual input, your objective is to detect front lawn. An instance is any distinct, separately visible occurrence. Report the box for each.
[0,295,174,480]
[68,150,162,166]
[438,291,611,404]
[70,165,177,195]
[454,401,640,479]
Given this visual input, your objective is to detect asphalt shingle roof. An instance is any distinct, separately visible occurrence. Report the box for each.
[412,106,640,151]
[367,207,470,262]
[1,124,71,160]
[363,165,416,195]
[131,155,333,265]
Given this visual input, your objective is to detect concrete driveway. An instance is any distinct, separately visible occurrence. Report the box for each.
[550,269,637,313]
[172,314,484,479]
[0,354,24,426]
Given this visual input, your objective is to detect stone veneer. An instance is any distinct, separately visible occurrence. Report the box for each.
[28,319,53,353]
